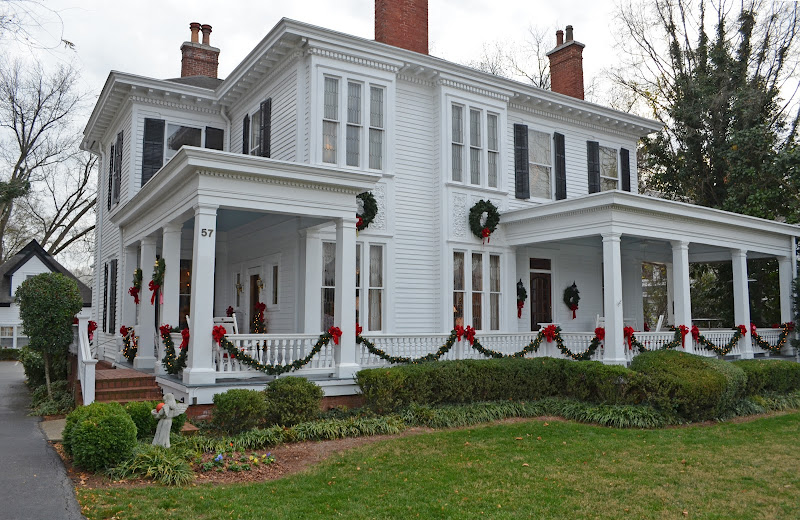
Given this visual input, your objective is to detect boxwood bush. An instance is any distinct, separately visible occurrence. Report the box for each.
[124,400,186,439]
[0,348,20,361]
[732,359,800,395]
[263,376,324,426]
[62,402,137,471]
[212,389,266,434]
[17,346,67,389]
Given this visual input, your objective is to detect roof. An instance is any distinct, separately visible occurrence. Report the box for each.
[166,76,224,89]
[0,240,92,307]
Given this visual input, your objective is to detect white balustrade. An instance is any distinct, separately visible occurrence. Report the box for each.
[695,330,738,357]
[753,328,782,356]
[215,334,334,378]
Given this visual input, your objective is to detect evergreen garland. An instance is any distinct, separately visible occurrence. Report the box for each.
[468,200,500,241]
[160,325,188,375]
[356,192,378,231]
[750,322,794,354]
[120,326,138,363]
[218,330,334,375]
[692,325,748,356]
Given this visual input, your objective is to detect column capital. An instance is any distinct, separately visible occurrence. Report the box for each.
[601,232,622,242]
[730,248,748,258]
[337,215,358,227]
[669,240,690,250]
[193,203,219,216]
[163,222,182,234]
[140,235,157,247]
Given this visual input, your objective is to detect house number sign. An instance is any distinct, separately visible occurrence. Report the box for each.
[201,228,215,237]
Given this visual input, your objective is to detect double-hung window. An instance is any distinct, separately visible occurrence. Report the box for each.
[322,241,384,332]
[588,142,632,193]
[599,146,619,191]
[529,129,552,199]
[453,251,501,330]
[322,76,385,170]
[451,103,500,188]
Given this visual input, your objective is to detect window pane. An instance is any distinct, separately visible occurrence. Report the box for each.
[355,244,361,288]
[472,253,483,291]
[470,109,481,147]
[321,288,335,330]
[452,105,463,143]
[370,86,384,128]
[490,294,500,330]
[322,121,337,163]
[490,255,500,292]
[472,293,482,330]
[487,114,498,150]
[452,143,463,181]
[346,125,360,166]
[324,78,339,120]
[529,130,551,165]
[453,252,465,291]
[272,265,278,305]
[322,242,336,287]
[166,124,201,159]
[369,129,383,170]
[530,258,551,270]
[600,146,618,179]
[250,111,261,155]
[369,288,382,330]
[453,292,464,327]
[488,151,498,188]
[530,165,551,199]
[601,177,618,191]
[369,245,383,287]
[470,148,481,184]
[347,82,361,124]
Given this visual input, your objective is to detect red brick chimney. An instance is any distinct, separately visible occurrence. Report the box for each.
[180,22,220,78]
[375,0,428,54]
[546,25,585,100]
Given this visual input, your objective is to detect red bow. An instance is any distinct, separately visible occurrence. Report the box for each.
[623,326,635,349]
[212,325,227,345]
[594,327,605,341]
[691,325,700,341]
[481,227,491,244]
[159,324,172,337]
[455,325,465,342]
[180,328,190,350]
[750,323,758,337]
[465,326,476,345]
[357,216,364,229]
[328,326,342,345]
[356,323,363,336]
[87,320,97,341]
[120,325,129,337]
[738,324,748,336]
[569,304,578,319]
[543,324,558,343]
[517,300,524,318]
[226,306,234,317]
[149,280,160,305]
[785,322,795,332]
[678,325,689,348]
[128,286,140,305]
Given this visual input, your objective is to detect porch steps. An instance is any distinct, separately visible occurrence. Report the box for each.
[90,365,163,404]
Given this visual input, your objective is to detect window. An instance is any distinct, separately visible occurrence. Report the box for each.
[368,244,383,331]
[599,146,619,191]
[165,124,202,161]
[102,259,118,333]
[454,251,500,330]
[322,76,384,170]
[451,103,500,188]
[323,242,383,332]
[245,99,272,157]
[490,255,500,330]
[453,251,465,327]
[141,119,225,186]
[250,110,262,156]
[529,129,552,199]
[272,265,279,306]
[321,242,336,330]
[107,132,123,210]
[471,253,483,330]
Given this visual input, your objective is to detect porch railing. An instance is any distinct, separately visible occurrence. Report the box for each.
[213,334,335,378]
[70,318,98,405]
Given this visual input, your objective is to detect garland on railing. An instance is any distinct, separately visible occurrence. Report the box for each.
[216,326,340,375]
[750,322,794,354]
[625,327,684,353]
[691,325,747,356]
[120,326,138,363]
[149,259,165,305]
[160,324,188,375]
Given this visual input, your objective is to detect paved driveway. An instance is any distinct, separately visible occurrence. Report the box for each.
[0,361,85,520]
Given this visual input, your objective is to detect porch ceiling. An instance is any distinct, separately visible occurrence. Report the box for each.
[501,191,800,258]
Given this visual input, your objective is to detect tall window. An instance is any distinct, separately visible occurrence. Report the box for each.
[453,251,465,327]
[355,244,362,326]
[323,78,339,164]
[346,82,362,166]
[368,245,383,331]
[600,146,619,191]
[490,255,500,330]
[529,129,552,199]
[321,242,336,330]
[471,253,483,330]
[487,114,499,188]
[322,76,384,170]
[451,105,464,182]
[469,109,482,185]
[453,251,500,330]
[250,109,262,156]
[369,86,384,170]
[322,242,383,332]
[451,103,500,188]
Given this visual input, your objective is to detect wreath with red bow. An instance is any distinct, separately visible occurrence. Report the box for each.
[563,282,580,319]
[468,200,500,243]
[356,192,378,232]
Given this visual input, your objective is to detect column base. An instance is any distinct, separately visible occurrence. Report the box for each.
[335,363,361,380]
[133,356,156,370]
[602,356,628,366]
[182,368,217,385]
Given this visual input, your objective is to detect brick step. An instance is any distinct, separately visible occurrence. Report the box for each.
[95,377,160,390]
[95,388,164,402]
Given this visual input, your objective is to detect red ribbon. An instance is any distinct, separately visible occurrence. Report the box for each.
[465,326,476,345]
[623,326,635,350]
[356,323,363,336]
[226,306,234,317]
[481,227,491,244]
[328,326,342,345]
[357,216,364,229]
[180,328,190,350]
[543,324,558,343]
[594,327,605,341]
[212,325,227,345]
[569,304,578,319]
[750,323,758,337]
[785,322,795,332]
[120,325,129,337]
[678,325,689,348]
[128,286,140,305]
[87,320,97,341]
[738,324,748,336]
[159,324,172,337]
[455,325,465,342]
[149,280,160,305]
[517,300,524,318]
[690,325,700,341]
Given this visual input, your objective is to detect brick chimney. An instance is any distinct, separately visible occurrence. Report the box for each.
[180,22,220,78]
[375,0,428,54]
[546,25,585,100]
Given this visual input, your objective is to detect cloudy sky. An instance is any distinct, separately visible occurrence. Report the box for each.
[8,0,620,101]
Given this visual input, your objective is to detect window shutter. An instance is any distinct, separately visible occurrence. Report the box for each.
[109,259,118,332]
[260,98,271,158]
[205,127,224,151]
[587,141,600,193]
[112,132,123,204]
[620,148,631,192]
[554,132,566,200]
[106,145,114,211]
[242,114,250,154]
[102,263,108,332]
[141,118,165,186]
[513,124,530,199]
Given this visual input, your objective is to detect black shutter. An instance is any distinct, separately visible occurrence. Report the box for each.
[260,98,271,158]
[242,114,250,154]
[102,263,108,332]
[205,127,224,151]
[109,259,118,332]
[514,124,530,199]
[554,132,566,200]
[142,118,165,186]
[620,148,631,192]
[587,141,600,193]
[106,145,114,211]
[112,131,122,204]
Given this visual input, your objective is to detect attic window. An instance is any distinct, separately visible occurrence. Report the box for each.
[166,124,202,161]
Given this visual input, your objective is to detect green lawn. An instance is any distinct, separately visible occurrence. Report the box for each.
[79,413,800,519]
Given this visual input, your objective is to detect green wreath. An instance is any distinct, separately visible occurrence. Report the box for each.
[563,282,580,318]
[357,192,378,231]
[468,200,500,241]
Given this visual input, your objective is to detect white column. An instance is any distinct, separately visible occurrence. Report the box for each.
[503,252,517,333]
[214,234,228,317]
[134,236,157,369]
[121,246,138,329]
[183,204,218,385]
[731,249,753,359]
[666,263,675,326]
[602,233,625,365]
[334,216,358,378]
[161,223,182,328]
[303,231,323,334]
[670,240,693,352]
[778,255,793,355]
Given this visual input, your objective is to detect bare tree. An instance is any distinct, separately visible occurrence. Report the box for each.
[0,0,72,50]
[466,25,553,89]
[0,59,82,260]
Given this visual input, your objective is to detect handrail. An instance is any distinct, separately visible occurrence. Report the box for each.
[75,317,98,405]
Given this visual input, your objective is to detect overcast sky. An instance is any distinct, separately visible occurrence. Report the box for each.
[8,0,620,102]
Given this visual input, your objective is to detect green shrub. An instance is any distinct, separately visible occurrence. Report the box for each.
[0,348,20,361]
[29,380,74,415]
[62,402,137,471]
[108,444,195,486]
[18,346,67,389]
[733,359,800,395]
[263,376,324,426]
[124,400,186,439]
[212,389,266,434]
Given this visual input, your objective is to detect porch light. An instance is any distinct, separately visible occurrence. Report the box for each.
[235,281,243,294]
[257,278,264,291]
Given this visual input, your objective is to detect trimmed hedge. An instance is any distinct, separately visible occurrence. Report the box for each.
[18,346,67,389]
[263,376,324,426]
[124,400,186,440]
[212,389,267,434]
[62,402,137,472]
[733,359,800,395]
[356,358,647,413]
[0,348,20,361]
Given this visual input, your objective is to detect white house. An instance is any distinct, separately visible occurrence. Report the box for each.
[81,1,800,404]
[0,240,93,348]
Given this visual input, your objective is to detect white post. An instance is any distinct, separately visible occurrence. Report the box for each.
[670,240,693,352]
[334,216,358,378]
[602,233,625,364]
[134,236,157,369]
[732,249,753,359]
[666,263,675,326]
[183,204,218,385]
[161,223,182,328]
[303,231,323,333]
[778,255,793,355]
[122,246,138,328]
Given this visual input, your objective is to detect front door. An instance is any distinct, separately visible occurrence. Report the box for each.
[530,272,552,330]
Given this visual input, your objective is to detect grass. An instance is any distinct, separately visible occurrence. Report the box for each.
[78,412,800,519]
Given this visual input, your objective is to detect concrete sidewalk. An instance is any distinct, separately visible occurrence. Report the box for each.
[0,361,85,520]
